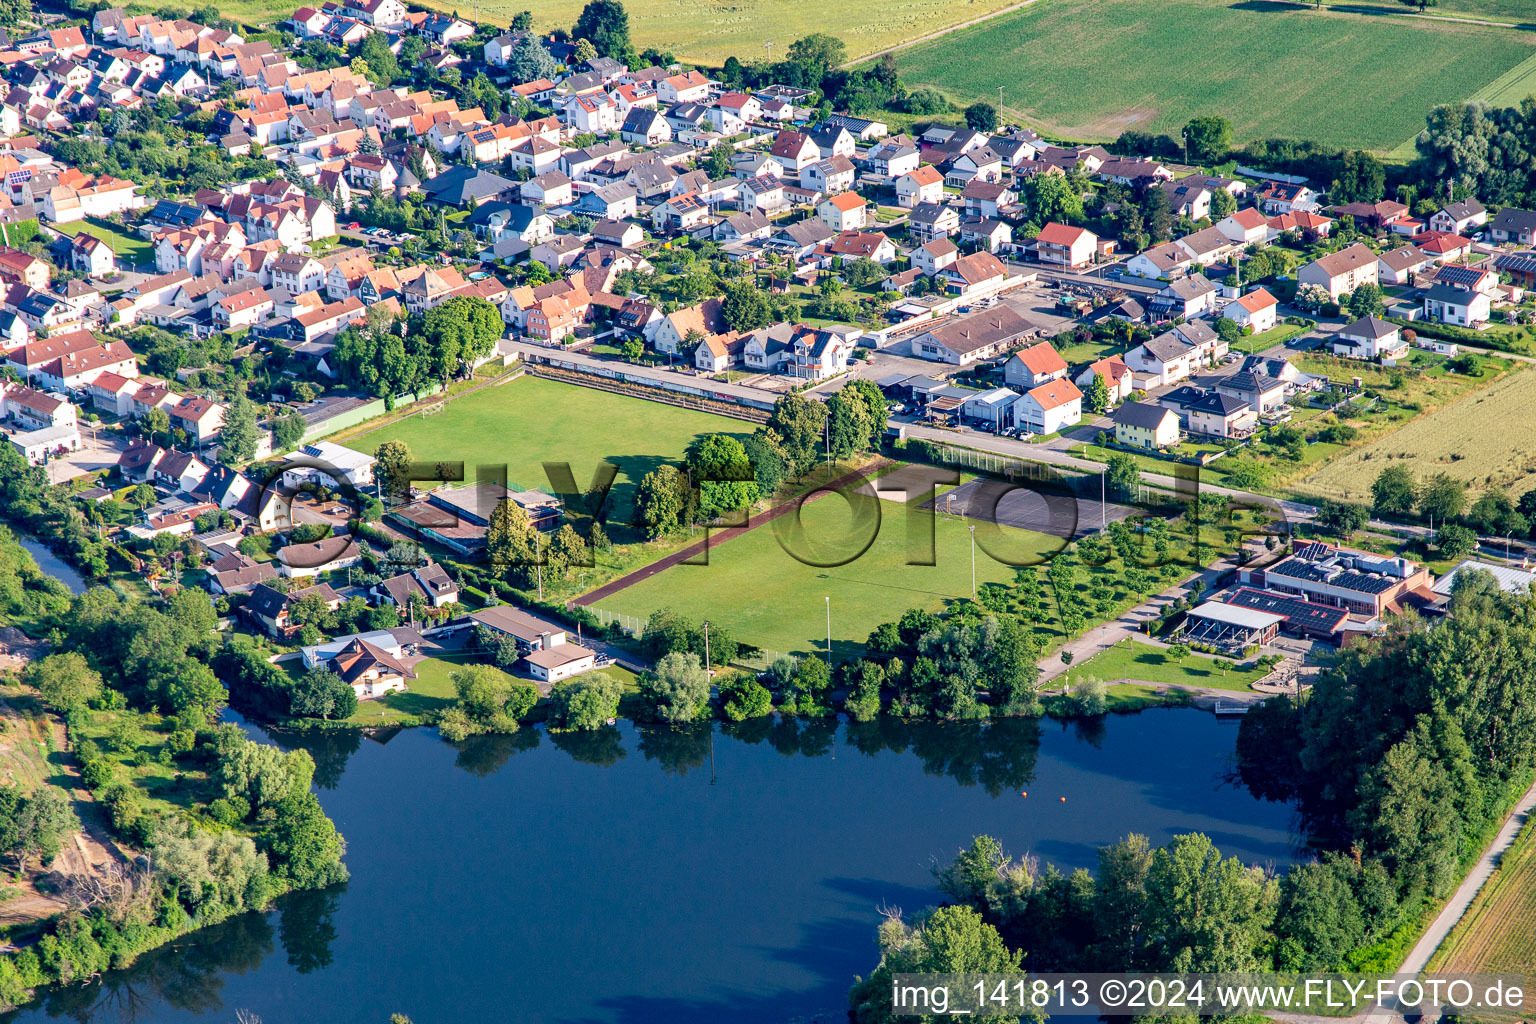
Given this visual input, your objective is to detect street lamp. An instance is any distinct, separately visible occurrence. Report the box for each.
[824,596,832,669]
[968,523,976,599]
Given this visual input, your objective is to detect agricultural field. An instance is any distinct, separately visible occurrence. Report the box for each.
[891,0,1536,149]
[592,485,1065,660]
[1428,815,1536,988]
[1295,364,1536,504]
[218,0,1016,62]
[343,375,750,534]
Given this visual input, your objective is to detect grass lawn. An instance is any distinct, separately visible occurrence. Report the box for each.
[52,218,153,267]
[890,0,1536,149]
[343,655,641,725]
[594,487,1064,660]
[344,375,750,535]
[1057,641,1271,693]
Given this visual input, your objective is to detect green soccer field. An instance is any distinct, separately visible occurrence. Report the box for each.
[593,491,1064,661]
[892,0,1536,150]
[344,375,750,530]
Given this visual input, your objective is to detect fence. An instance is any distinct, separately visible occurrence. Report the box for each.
[591,607,644,637]
[588,607,792,672]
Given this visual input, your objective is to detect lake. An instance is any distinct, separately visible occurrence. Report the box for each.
[5,709,1296,1024]
[14,534,87,596]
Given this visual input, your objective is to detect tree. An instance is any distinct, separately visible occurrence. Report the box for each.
[1435,522,1477,559]
[767,392,829,472]
[21,652,102,715]
[218,392,261,466]
[486,498,540,582]
[1370,464,1418,519]
[416,296,502,382]
[0,0,31,29]
[1182,115,1233,162]
[825,386,877,460]
[547,673,623,731]
[785,33,846,81]
[572,0,630,58]
[290,668,358,721]
[686,433,758,519]
[635,465,689,538]
[1210,187,1237,219]
[1347,282,1385,318]
[260,792,347,888]
[572,37,598,63]
[964,102,998,132]
[507,34,561,84]
[0,788,77,875]
[742,428,791,499]
[720,278,774,332]
[848,905,1027,1024]
[638,652,710,723]
[273,407,306,452]
[718,672,773,720]
[1105,453,1140,502]
[1144,832,1276,971]
[1418,472,1466,523]
[1085,372,1111,414]
[1315,498,1370,537]
[449,664,537,734]
[1024,173,1084,224]
[374,440,413,501]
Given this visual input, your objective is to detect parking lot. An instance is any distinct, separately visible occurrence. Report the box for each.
[42,430,129,485]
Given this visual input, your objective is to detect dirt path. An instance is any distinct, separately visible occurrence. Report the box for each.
[574,458,893,608]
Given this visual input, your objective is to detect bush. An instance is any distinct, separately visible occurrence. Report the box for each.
[718,672,772,721]
[547,673,623,731]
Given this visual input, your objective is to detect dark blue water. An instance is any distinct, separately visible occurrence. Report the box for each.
[6,709,1295,1024]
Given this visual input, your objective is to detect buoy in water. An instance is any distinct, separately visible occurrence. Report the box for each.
[1060,796,1066,803]
[1020,791,1027,798]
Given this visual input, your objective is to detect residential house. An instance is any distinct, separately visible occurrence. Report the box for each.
[652,297,728,356]
[911,307,1034,366]
[1223,287,1279,333]
[1075,354,1133,405]
[1035,222,1096,269]
[1004,341,1067,390]
[1430,199,1487,236]
[908,202,960,244]
[893,166,943,209]
[940,251,1009,298]
[817,191,867,232]
[1149,274,1216,319]
[1297,242,1378,299]
[913,237,959,276]
[1423,283,1491,327]
[1333,316,1407,360]
[1187,392,1256,438]
[1376,245,1432,286]
[1112,401,1179,449]
[1216,207,1270,247]
[1489,207,1536,246]
[1216,369,1288,415]
[1014,378,1082,435]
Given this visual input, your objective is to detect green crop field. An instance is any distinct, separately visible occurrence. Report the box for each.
[892,0,1536,149]
[344,375,749,530]
[593,490,1062,660]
